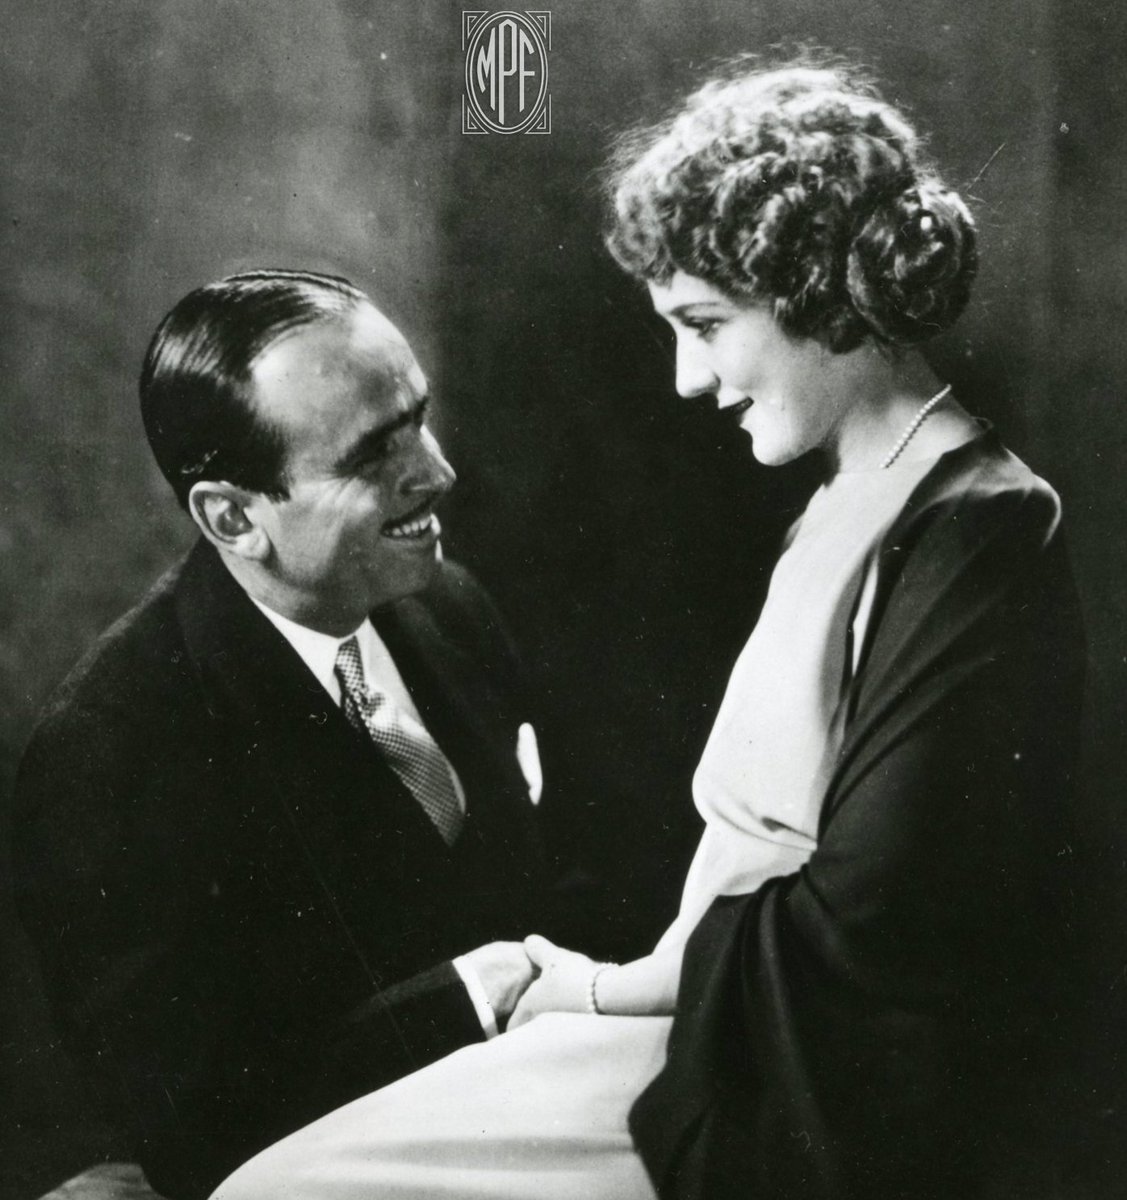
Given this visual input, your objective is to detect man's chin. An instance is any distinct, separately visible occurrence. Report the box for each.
[367,548,444,611]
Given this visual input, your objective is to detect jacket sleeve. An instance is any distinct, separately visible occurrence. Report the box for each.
[630,478,1086,1200]
[13,694,485,1200]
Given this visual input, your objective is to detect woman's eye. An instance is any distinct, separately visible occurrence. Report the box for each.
[685,318,720,340]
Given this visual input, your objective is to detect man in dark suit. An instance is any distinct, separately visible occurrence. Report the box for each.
[14,270,546,1199]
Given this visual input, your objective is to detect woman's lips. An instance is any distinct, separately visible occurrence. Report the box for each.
[724,396,754,421]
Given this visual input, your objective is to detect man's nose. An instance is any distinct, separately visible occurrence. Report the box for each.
[402,425,456,495]
[674,341,718,399]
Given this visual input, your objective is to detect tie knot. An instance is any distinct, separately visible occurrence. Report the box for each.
[335,635,364,684]
[334,636,380,710]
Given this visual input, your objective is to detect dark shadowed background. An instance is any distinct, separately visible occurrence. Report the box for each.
[2,1,1125,1196]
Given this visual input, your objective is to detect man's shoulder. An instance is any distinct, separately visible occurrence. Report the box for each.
[25,555,196,758]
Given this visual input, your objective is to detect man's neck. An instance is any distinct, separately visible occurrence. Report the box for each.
[217,549,366,638]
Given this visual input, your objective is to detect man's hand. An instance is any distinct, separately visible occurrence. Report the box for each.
[507,934,599,1030]
[460,941,537,1020]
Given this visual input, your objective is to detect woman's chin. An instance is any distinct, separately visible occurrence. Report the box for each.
[748,437,800,468]
[739,410,796,467]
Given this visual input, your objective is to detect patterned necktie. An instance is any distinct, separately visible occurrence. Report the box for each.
[334,636,464,846]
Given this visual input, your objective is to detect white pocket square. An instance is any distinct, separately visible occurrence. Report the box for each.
[516,722,543,805]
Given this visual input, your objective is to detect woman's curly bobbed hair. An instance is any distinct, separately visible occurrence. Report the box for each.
[605,58,978,353]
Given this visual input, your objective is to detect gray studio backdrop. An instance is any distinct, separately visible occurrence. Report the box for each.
[2,1,1125,1195]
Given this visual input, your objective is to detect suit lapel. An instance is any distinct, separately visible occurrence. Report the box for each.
[173,540,449,851]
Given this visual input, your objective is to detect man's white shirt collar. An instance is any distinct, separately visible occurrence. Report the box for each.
[249,598,417,717]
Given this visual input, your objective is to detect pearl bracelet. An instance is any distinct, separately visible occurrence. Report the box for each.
[587,963,615,1014]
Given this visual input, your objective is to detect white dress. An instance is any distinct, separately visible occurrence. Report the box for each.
[212,457,937,1200]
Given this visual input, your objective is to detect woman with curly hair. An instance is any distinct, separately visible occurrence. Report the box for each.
[214,59,1084,1200]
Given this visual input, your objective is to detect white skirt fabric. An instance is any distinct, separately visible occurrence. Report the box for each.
[212,1012,672,1200]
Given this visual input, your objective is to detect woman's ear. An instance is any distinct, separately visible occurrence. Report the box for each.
[187,481,271,561]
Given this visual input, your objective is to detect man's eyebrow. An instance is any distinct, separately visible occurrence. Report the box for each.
[333,394,429,473]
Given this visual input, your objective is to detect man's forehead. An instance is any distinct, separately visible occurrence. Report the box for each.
[250,305,418,392]
[247,306,427,471]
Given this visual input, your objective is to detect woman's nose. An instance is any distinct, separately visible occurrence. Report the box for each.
[674,342,718,399]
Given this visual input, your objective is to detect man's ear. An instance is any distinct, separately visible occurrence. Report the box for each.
[187,481,272,561]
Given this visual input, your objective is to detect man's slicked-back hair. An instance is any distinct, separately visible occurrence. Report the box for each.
[140,269,368,509]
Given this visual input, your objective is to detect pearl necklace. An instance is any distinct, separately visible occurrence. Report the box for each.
[880,384,953,469]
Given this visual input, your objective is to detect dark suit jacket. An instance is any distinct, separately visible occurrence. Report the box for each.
[631,431,1087,1200]
[14,541,546,1199]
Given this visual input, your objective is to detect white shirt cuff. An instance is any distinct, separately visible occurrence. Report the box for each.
[452,955,499,1039]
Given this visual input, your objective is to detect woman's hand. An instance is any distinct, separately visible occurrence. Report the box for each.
[459,940,537,1021]
[506,939,683,1029]
[506,935,599,1030]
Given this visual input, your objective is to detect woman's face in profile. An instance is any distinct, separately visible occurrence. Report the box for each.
[648,272,845,467]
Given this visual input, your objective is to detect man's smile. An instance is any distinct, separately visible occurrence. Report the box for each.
[382,498,441,540]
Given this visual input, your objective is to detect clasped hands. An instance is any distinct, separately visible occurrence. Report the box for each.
[460,935,603,1031]
[464,936,679,1030]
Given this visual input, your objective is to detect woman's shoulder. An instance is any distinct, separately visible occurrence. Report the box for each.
[864,426,1079,660]
[848,426,1084,782]
[895,425,1064,555]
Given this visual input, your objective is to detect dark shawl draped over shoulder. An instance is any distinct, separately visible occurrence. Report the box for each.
[630,431,1086,1200]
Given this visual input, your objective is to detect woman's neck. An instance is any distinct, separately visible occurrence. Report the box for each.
[824,350,978,474]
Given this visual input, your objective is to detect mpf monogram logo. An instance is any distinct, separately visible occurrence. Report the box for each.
[462,11,551,135]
